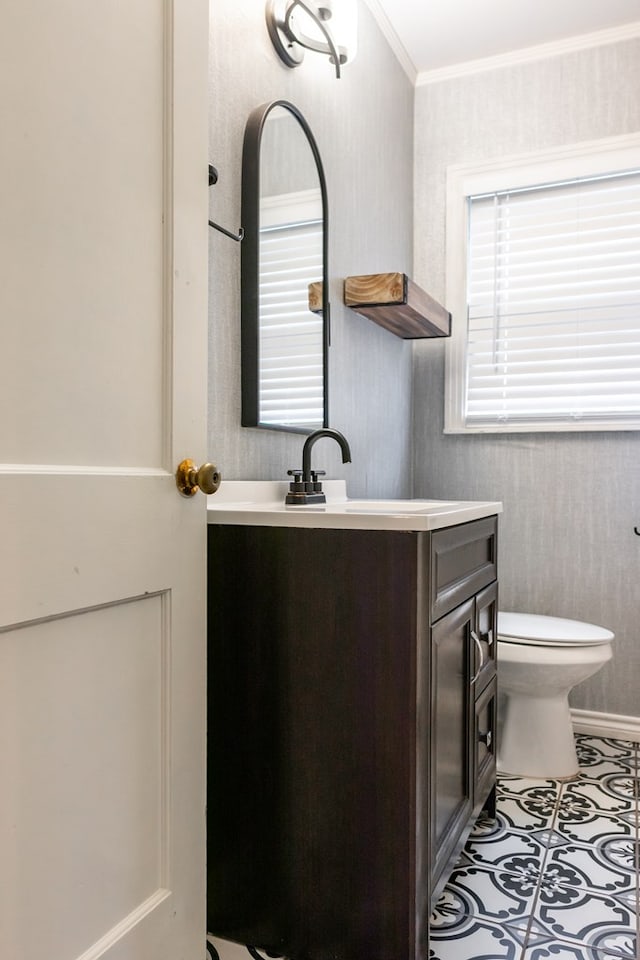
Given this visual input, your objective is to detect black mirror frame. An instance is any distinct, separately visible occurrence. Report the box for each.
[241,99,330,433]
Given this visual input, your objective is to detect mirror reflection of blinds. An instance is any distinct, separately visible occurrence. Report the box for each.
[466,168,640,426]
[259,219,323,429]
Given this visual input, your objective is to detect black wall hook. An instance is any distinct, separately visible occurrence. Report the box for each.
[634,527,639,536]
[208,219,244,242]
[208,163,243,241]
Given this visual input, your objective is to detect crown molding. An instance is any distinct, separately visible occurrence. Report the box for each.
[416,20,640,86]
[360,0,417,85]
[360,4,640,88]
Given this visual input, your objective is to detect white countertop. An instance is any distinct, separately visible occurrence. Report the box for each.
[206,480,502,532]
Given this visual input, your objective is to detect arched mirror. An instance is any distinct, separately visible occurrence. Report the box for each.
[241,100,329,432]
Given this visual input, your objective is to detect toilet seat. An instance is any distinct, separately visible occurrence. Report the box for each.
[498,612,614,647]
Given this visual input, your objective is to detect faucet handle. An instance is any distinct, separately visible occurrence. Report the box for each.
[287,469,305,494]
[310,470,325,494]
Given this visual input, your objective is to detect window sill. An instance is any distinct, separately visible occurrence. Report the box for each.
[443,420,640,435]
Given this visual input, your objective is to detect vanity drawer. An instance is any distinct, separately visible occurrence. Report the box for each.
[430,517,498,622]
[474,676,497,808]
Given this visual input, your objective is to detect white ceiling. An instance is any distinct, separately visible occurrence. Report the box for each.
[367,0,640,80]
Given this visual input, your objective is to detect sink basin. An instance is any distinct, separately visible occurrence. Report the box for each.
[207,481,502,532]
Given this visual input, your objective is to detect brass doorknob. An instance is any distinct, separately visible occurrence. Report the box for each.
[176,459,222,497]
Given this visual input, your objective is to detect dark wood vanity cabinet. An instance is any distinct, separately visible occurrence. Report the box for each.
[207,516,498,960]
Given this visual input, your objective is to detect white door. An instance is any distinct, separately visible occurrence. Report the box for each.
[0,3,210,958]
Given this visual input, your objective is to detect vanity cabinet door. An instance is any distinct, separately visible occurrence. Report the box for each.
[472,581,497,692]
[430,597,474,897]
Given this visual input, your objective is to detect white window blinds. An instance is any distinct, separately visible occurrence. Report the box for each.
[258,196,324,430]
[465,168,640,427]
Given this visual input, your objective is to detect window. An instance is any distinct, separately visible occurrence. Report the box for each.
[445,134,640,433]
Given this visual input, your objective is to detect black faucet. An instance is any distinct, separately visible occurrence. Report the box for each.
[286,428,352,505]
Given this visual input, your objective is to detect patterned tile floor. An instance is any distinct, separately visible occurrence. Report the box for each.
[207,735,639,960]
[430,735,639,960]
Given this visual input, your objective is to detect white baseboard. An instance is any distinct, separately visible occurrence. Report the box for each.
[571,708,640,743]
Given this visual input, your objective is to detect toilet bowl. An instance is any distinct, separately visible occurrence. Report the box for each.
[497,612,614,780]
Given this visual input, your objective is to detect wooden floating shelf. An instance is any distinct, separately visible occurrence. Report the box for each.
[308,281,323,314]
[344,272,451,339]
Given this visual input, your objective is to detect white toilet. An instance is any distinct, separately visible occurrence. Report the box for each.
[497,612,614,780]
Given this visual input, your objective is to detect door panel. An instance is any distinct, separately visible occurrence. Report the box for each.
[0,597,167,958]
[1,0,167,468]
[0,2,209,958]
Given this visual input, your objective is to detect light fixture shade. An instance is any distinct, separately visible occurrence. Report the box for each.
[266,0,358,77]
[326,0,358,65]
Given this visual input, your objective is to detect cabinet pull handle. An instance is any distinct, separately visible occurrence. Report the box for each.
[479,730,492,748]
[470,630,484,685]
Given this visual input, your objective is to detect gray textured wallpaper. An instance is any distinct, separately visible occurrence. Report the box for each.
[208,1,414,497]
[413,40,640,717]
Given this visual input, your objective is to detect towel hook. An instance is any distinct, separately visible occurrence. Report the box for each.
[635,526,639,536]
[208,219,244,242]
[208,163,243,242]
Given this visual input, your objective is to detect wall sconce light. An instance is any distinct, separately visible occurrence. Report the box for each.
[266,0,357,79]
